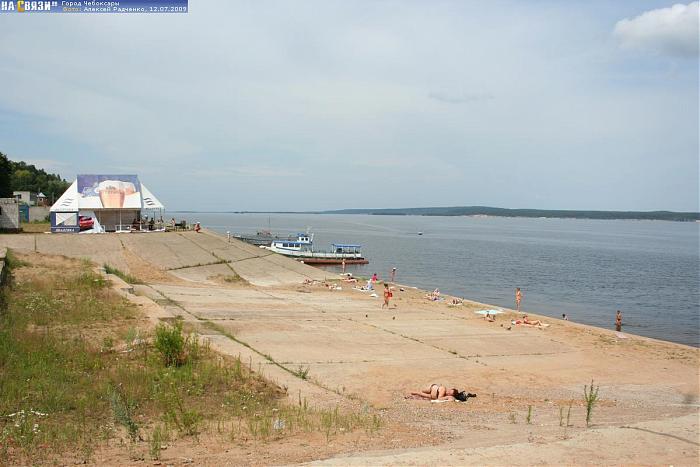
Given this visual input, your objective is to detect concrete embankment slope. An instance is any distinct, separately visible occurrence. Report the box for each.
[0,230,334,286]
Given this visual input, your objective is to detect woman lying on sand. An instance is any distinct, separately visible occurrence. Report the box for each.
[406,384,475,402]
[511,315,550,328]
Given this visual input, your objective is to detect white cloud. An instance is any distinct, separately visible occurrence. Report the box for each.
[614,2,699,57]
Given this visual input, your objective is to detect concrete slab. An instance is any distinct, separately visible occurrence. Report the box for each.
[180,231,259,262]
[168,263,235,283]
[421,334,571,357]
[0,234,37,252]
[120,233,218,269]
[34,234,130,271]
[214,317,449,364]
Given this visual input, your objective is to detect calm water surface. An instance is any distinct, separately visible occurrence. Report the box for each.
[173,213,699,347]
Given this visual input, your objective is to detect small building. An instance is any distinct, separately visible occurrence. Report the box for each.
[36,192,48,207]
[50,174,165,233]
[0,198,21,232]
[13,191,36,206]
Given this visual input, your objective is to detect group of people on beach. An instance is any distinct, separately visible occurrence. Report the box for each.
[337,269,626,404]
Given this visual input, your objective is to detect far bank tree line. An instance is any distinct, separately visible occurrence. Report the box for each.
[0,151,70,202]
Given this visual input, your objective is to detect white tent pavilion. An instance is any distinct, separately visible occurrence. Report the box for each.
[50,175,165,233]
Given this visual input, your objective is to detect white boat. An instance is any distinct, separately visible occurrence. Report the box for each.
[238,230,313,246]
[262,238,368,265]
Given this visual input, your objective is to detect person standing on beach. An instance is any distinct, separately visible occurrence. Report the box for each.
[615,310,623,332]
[391,267,397,282]
[371,273,378,285]
[382,283,392,309]
[515,288,522,312]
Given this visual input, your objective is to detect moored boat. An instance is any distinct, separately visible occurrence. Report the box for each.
[262,240,368,265]
[234,230,312,247]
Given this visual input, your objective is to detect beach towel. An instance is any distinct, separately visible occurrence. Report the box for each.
[474,309,504,315]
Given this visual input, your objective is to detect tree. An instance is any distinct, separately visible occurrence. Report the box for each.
[3,154,70,200]
[0,152,12,197]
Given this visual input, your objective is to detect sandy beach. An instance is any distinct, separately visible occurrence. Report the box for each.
[1,229,698,465]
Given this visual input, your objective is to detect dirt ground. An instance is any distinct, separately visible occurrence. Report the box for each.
[1,231,698,466]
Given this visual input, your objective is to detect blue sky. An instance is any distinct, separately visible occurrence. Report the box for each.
[0,1,698,212]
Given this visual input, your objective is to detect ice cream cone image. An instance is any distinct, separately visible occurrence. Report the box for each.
[96,180,136,208]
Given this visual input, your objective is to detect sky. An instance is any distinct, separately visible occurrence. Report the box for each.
[0,0,698,212]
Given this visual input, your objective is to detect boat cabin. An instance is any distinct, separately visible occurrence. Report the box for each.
[269,233,313,251]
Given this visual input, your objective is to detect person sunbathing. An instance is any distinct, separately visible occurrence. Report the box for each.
[425,288,441,301]
[341,274,357,283]
[406,384,473,401]
[512,315,549,328]
[522,315,542,326]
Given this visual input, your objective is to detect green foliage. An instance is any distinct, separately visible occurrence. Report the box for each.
[0,152,11,197]
[4,249,28,270]
[294,365,310,380]
[583,380,600,427]
[526,405,532,424]
[155,322,187,367]
[156,375,202,437]
[109,385,140,442]
[2,153,70,201]
[103,264,142,284]
[149,425,169,460]
[0,253,385,464]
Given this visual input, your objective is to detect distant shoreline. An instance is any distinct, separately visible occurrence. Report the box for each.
[169,206,700,222]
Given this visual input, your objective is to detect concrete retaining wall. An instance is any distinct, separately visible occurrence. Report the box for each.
[29,206,50,222]
[0,198,21,232]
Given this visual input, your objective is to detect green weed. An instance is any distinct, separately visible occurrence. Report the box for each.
[294,365,310,380]
[154,321,187,367]
[583,380,600,427]
[109,385,140,442]
[103,264,142,284]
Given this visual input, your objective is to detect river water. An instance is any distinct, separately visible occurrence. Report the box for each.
[174,213,699,347]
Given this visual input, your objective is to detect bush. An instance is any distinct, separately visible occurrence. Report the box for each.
[155,321,187,367]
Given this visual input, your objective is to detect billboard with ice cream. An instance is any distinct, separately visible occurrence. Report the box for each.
[76,175,142,209]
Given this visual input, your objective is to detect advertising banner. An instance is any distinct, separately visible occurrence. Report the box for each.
[77,174,142,209]
[50,211,80,233]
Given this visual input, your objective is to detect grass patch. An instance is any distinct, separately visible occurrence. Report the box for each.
[0,253,384,464]
[3,249,28,270]
[20,222,50,233]
[103,263,143,284]
[293,365,310,380]
[223,274,244,283]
